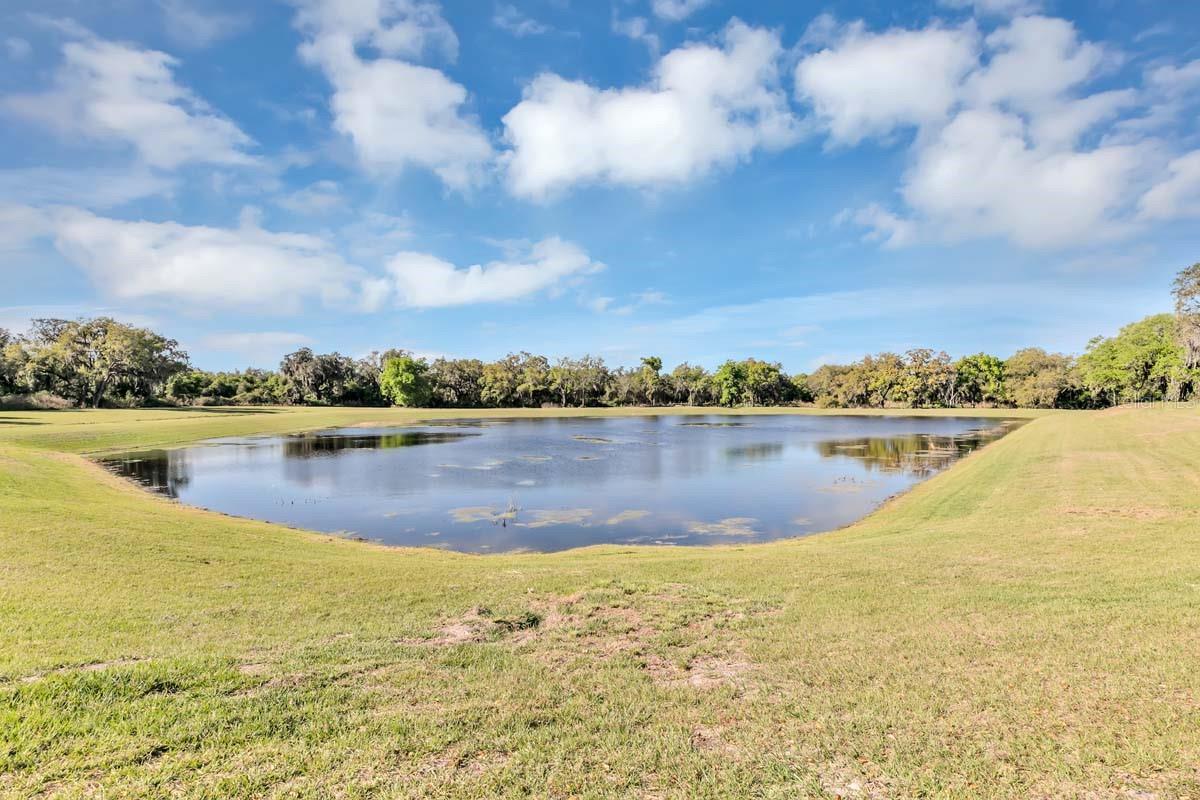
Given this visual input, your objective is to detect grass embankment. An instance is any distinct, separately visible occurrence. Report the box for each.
[1,406,1198,798]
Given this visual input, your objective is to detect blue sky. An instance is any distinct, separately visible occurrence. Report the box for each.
[2,0,1199,372]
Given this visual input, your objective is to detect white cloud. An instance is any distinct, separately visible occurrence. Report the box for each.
[387,237,603,307]
[0,204,55,252]
[49,208,378,313]
[841,203,918,248]
[816,14,1181,250]
[613,14,660,55]
[1146,59,1200,94]
[502,20,799,198]
[963,16,1111,116]
[276,179,344,214]
[2,35,254,169]
[493,4,549,37]
[795,22,979,145]
[5,37,32,60]
[651,0,711,22]
[1139,150,1200,221]
[938,0,1041,16]
[159,0,251,48]
[294,0,493,188]
[900,108,1146,248]
[293,0,458,61]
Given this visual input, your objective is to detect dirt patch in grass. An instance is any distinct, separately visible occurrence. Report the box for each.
[21,658,147,682]
[416,748,511,778]
[645,653,754,690]
[818,759,893,800]
[398,606,546,647]
[1058,505,1181,522]
[690,724,739,756]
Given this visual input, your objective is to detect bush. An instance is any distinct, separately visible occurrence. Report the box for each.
[0,392,74,411]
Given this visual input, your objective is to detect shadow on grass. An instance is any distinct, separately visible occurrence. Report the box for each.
[146,406,283,415]
[0,418,46,425]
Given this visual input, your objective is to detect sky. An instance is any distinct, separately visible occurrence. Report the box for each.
[1,0,1199,373]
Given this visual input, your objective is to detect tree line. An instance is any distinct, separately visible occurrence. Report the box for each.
[3,264,1198,411]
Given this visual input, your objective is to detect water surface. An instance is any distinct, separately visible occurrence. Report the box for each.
[102,414,1021,552]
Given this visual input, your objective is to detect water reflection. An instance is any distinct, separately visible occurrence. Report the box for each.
[282,430,478,457]
[101,415,1022,552]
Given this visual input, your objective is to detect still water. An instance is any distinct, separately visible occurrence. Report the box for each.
[102,415,1021,553]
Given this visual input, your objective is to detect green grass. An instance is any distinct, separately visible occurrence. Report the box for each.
[1,405,1198,798]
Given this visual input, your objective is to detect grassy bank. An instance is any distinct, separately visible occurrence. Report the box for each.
[1,406,1198,798]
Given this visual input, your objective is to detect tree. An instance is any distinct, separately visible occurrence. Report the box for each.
[1077,314,1194,403]
[955,353,1006,406]
[428,358,484,407]
[165,370,210,403]
[22,318,187,407]
[863,353,905,407]
[712,360,746,407]
[380,356,432,407]
[743,359,790,405]
[0,328,19,395]
[638,356,663,405]
[516,352,550,406]
[897,349,955,407]
[1174,262,1200,368]
[669,363,713,405]
[1004,348,1076,409]
[480,354,521,407]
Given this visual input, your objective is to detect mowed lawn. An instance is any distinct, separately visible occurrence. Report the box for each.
[1,406,1198,799]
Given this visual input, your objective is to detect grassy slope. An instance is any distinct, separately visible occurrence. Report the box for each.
[0,406,1197,799]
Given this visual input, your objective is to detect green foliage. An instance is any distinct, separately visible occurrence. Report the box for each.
[19,318,188,408]
[1077,314,1195,403]
[0,328,20,395]
[956,353,1006,405]
[1004,348,1076,409]
[712,360,747,407]
[380,356,432,407]
[428,358,484,407]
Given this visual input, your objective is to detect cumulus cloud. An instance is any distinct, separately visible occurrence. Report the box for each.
[962,16,1111,115]
[2,35,254,169]
[502,20,799,199]
[806,14,1187,250]
[901,108,1145,248]
[49,208,377,313]
[387,237,603,307]
[795,21,979,145]
[651,0,711,22]
[9,203,602,312]
[293,0,492,188]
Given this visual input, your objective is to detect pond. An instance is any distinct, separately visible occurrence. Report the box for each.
[101,414,1023,553]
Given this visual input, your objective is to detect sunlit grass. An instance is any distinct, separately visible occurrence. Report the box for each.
[1,405,1197,798]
